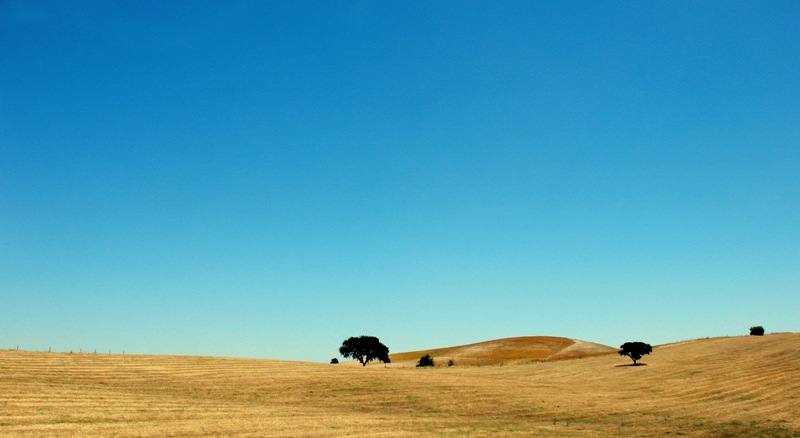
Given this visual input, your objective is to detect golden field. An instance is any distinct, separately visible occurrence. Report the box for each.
[389,336,615,366]
[1,333,799,437]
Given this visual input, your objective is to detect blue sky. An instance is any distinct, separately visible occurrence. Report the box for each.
[1,1,798,361]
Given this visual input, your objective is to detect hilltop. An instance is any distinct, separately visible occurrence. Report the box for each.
[1,333,798,436]
[389,335,616,366]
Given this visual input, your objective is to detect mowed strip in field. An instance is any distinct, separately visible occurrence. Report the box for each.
[1,334,799,437]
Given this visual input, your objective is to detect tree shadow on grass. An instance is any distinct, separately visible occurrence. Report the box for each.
[614,363,648,367]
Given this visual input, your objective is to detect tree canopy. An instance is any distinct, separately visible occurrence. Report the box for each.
[618,341,653,365]
[338,336,390,367]
[750,326,765,336]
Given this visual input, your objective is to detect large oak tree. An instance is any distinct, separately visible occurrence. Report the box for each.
[339,336,390,367]
[618,341,652,365]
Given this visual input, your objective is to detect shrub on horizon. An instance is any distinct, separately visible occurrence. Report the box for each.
[749,326,765,336]
[330,358,339,364]
[417,354,434,368]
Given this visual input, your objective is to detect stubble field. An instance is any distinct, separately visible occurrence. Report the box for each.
[1,333,798,436]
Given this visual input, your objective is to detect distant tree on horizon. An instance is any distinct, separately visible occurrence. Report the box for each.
[618,342,652,365]
[750,326,765,336]
[417,354,434,367]
[330,358,339,364]
[338,336,390,367]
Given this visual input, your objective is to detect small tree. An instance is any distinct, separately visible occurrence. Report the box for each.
[618,341,652,365]
[417,354,434,367]
[330,358,339,364]
[750,326,765,336]
[447,359,455,367]
[339,336,390,367]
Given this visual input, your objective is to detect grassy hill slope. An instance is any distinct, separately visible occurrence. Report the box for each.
[1,333,799,436]
[389,336,615,365]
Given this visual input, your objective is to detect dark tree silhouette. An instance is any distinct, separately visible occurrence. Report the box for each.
[750,326,765,336]
[417,354,434,367]
[447,359,455,367]
[338,336,390,367]
[618,341,652,365]
[330,358,339,364]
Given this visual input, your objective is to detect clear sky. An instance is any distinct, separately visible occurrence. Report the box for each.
[1,1,798,361]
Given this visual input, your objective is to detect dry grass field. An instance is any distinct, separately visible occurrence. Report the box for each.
[1,333,799,437]
[389,336,615,366]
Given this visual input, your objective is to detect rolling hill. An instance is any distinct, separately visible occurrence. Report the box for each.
[1,333,798,436]
[389,335,616,365]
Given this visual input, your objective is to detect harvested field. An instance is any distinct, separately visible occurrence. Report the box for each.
[389,336,615,366]
[1,333,799,436]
